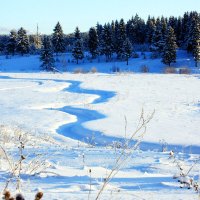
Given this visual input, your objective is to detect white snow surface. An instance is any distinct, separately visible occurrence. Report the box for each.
[0,52,199,199]
[0,73,199,146]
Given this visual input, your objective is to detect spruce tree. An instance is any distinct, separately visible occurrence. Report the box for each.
[151,22,165,55]
[168,16,177,33]
[162,26,177,66]
[111,20,116,54]
[40,36,55,71]
[192,19,200,67]
[175,17,183,46]
[88,27,98,58]
[96,23,104,55]
[52,22,65,55]
[146,16,156,44]
[114,20,120,55]
[72,27,84,64]
[102,23,113,61]
[74,27,81,40]
[185,12,199,52]
[6,30,17,56]
[116,19,126,59]
[161,16,167,36]
[127,14,145,44]
[181,12,190,48]
[122,38,132,65]
[72,40,84,64]
[16,27,29,56]
[0,36,9,54]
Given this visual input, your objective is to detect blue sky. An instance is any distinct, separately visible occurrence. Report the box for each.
[1,0,200,34]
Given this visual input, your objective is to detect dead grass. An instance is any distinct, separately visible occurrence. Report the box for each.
[90,67,97,73]
[179,67,191,74]
[164,67,177,74]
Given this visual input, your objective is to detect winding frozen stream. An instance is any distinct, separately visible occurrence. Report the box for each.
[0,75,199,153]
[54,80,200,153]
[53,80,121,146]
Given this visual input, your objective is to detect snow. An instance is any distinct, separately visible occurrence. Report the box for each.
[0,52,199,199]
[1,72,199,147]
[0,50,200,74]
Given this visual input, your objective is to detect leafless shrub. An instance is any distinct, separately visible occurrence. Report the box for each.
[73,68,83,74]
[0,125,59,191]
[164,67,177,74]
[95,109,155,200]
[159,139,168,152]
[170,151,200,195]
[179,67,191,74]
[141,65,149,73]
[73,68,88,74]
[90,67,97,73]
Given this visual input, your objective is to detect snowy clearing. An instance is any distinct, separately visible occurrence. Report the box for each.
[0,73,199,148]
[0,54,199,199]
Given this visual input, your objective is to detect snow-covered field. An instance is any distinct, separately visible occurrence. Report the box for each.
[0,53,199,199]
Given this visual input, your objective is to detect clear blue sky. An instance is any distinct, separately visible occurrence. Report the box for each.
[1,0,200,34]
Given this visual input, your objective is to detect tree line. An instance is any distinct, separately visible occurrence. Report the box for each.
[0,11,199,70]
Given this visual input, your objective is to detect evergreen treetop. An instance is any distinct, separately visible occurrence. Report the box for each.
[40,36,55,71]
[52,22,65,54]
[16,27,29,56]
[88,27,98,58]
[6,30,17,56]
[162,26,177,66]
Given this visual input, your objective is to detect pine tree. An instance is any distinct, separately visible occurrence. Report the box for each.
[74,27,81,40]
[151,21,165,55]
[88,27,98,58]
[122,38,132,65]
[52,22,65,55]
[162,26,177,66]
[96,23,104,55]
[127,14,146,44]
[181,12,190,48]
[0,36,9,54]
[116,19,126,59]
[161,16,167,36]
[102,23,113,61]
[192,18,200,67]
[114,20,120,55]
[185,12,199,52]
[16,27,29,56]
[72,27,84,64]
[6,30,17,56]
[72,40,84,64]
[176,17,183,46]
[111,20,116,53]
[146,16,156,44]
[40,36,55,71]
[168,16,177,33]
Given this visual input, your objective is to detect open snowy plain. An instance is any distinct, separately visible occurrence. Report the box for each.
[0,53,199,199]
